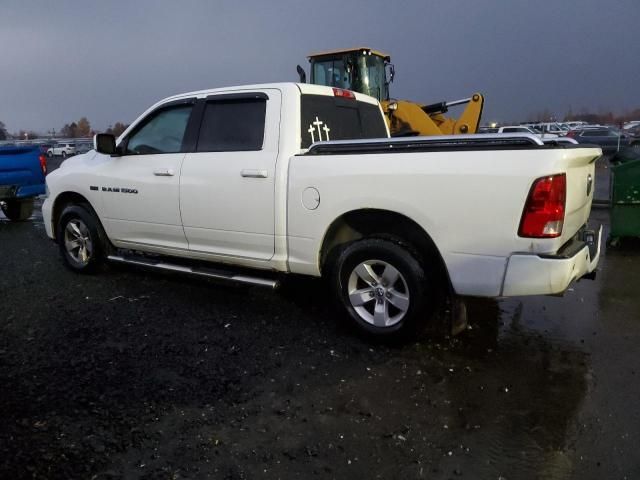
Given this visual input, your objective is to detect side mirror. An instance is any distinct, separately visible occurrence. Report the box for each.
[94,133,117,155]
[386,64,395,83]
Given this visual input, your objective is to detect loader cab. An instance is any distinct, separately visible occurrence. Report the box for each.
[306,48,393,102]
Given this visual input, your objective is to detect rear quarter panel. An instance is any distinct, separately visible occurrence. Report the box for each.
[287,146,600,295]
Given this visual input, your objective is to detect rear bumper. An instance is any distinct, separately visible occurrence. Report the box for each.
[0,183,45,200]
[501,225,602,296]
[17,184,46,198]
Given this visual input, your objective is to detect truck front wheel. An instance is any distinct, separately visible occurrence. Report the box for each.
[57,204,107,273]
[1,198,34,221]
[331,237,433,339]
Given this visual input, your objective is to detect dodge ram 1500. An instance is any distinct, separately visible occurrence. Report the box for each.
[42,83,602,338]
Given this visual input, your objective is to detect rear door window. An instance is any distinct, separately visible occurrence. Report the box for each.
[581,130,605,137]
[197,98,266,152]
[300,94,387,148]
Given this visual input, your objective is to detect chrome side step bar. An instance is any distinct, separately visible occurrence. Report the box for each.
[107,255,280,289]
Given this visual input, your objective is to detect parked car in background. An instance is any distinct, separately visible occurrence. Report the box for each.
[47,143,76,158]
[565,121,588,130]
[497,126,559,139]
[0,145,47,221]
[38,144,54,156]
[75,143,93,155]
[523,122,568,136]
[625,124,640,139]
[566,127,635,153]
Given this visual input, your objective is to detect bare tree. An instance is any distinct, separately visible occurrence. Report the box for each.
[106,122,128,137]
[76,117,91,137]
[60,118,92,138]
[60,122,78,138]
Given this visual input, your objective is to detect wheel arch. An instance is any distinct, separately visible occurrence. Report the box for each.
[51,191,103,241]
[319,208,451,289]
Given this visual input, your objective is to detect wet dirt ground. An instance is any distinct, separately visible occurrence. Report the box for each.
[1,157,639,479]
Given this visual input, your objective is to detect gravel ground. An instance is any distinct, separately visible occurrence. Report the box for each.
[1,158,639,479]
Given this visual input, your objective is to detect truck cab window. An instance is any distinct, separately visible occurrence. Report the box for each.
[126,105,192,155]
[300,94,387,149]
[196,98,266,152]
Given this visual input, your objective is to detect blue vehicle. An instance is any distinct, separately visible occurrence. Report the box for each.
[0,145,47,221]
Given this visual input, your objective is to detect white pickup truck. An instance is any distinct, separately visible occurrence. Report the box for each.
[43,83,602,339]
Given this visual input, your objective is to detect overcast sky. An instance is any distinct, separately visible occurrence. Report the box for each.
[1,0,638,132]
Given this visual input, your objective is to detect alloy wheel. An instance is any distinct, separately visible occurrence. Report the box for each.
[63,219,93,266]
[347,259,410,327]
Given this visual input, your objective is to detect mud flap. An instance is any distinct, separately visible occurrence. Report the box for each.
[582,225,602,280]
[450,296,468,336]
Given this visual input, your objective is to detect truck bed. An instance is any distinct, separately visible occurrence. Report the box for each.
[289,133,601,296]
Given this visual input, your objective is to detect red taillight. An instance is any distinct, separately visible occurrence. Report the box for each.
[566,130,576,138]
[39,154,47,176]
[518,173,566,238]
[332,87,356,99]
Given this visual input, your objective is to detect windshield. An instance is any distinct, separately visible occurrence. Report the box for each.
[352,54,388,101]
[312,59,352,90]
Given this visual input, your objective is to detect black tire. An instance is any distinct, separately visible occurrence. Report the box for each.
[61,151,67,159]
[47,151,53,158]
[56,204,108,273]
[330,237,433,340]
[1,198,34,221]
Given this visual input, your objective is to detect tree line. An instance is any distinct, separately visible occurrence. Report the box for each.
[0,118,129,141]
[3,106,640,143]
[525,107,640,125]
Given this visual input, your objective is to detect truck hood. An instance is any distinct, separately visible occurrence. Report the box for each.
[58,150,97,170]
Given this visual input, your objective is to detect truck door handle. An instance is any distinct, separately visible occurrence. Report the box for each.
[153,169,174,177]
[241,169,268,178]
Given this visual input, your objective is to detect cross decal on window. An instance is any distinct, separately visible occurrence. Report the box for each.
[308,116,331,144]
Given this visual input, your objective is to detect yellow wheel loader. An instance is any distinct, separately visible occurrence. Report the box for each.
[297,47,484,137]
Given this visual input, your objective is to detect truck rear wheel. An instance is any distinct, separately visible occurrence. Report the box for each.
[1,198,34,221]
[331,237,433,340]
[57,204,107,273]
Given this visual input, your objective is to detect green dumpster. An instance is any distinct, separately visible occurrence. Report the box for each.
[610,158,640,241]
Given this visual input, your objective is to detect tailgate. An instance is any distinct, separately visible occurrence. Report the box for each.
[0,146,44,187]
[560,147,601,245]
